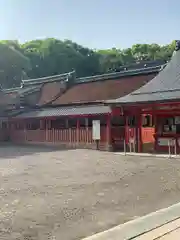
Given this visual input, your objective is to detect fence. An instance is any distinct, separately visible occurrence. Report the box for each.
[10,127,107,146]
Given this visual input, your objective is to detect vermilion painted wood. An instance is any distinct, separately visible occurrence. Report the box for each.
[10,127,108,145]
[141,127,155,143]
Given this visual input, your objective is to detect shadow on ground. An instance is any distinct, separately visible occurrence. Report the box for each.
[0,142,72,159]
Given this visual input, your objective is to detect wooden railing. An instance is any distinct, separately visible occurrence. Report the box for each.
[10,127,107,144]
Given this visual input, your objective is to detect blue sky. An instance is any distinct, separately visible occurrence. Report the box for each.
[0,0,179,49]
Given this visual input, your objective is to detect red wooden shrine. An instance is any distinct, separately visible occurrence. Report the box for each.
[0,54,178,154]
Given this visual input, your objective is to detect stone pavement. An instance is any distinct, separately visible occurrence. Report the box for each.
[115,152,180,158]
[134,218,180,239]
[83,202,180,240]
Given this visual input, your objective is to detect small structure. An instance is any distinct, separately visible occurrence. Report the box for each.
[0,62,163,151]
[107,42,180,153]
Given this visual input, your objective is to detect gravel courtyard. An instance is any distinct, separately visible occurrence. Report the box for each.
[1,146,180,240]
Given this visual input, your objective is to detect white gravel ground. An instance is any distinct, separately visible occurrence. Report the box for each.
[0,146,180,240]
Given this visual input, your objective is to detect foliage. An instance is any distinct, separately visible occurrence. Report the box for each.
[0,41,30,88]
[0,38,176,89]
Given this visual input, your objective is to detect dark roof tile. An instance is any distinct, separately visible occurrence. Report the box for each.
[52,73,157,105]
[14,105,111,119]
[106,50,180,104]
[76,66,162,83]
[22,71,75,87]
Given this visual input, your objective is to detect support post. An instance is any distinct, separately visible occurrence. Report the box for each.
[153,114,157,152]
[125,115,128,152]
[137,113,142,153]
[40,119,43,142]
[106,114,111,151]
[168,138,177,158]
[175,139,177,156]
[168,139,171,158]
[76,118,80,146]
[45,119,47,142]
[124,139,126,155]
[23,120,26,142]
[85,118,88,144]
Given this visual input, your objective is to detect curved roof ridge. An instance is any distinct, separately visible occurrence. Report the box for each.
[22,70,75,86]
[132,88,180,96]
[106,48,180,104]
[77,65,163,84]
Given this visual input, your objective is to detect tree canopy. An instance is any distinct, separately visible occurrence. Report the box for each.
[0,39,176,89]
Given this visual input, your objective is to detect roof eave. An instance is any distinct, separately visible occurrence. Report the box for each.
[106,98,180,107]
[76,65,162,84]
[41,101,105,108]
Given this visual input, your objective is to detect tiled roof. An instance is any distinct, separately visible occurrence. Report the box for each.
[116,59,166,71]
[2,61,163,108]
[6,108,25,117]
[38,81,67,106]
[3,87,20,94]
[0,90,18,106]
[51,73,158,105]
[106,50,180,104]
[22,71,75,87]
[14,105,111,119]
[18,86,41,95]
[76,65,162,84]
[3,86,40,97]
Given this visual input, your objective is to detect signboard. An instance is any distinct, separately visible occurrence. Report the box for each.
[175,116,180,124]
[92,120,100,140]
[158,138,176,146]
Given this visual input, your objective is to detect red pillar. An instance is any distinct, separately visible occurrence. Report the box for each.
[44,119,47,142]
[153,114,157,152]
[137,114,142,153]
[125,114,128,145]
[106,114,111,150]
[76,118,80,145]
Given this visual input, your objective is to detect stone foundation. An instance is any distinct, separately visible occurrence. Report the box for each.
[11,141,112,151]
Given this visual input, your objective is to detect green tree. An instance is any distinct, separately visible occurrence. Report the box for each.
[0,38,177,89]
[121,48,135,65]
[0,42,30,88]
[21,38,101,78]
[98,48,124,72]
